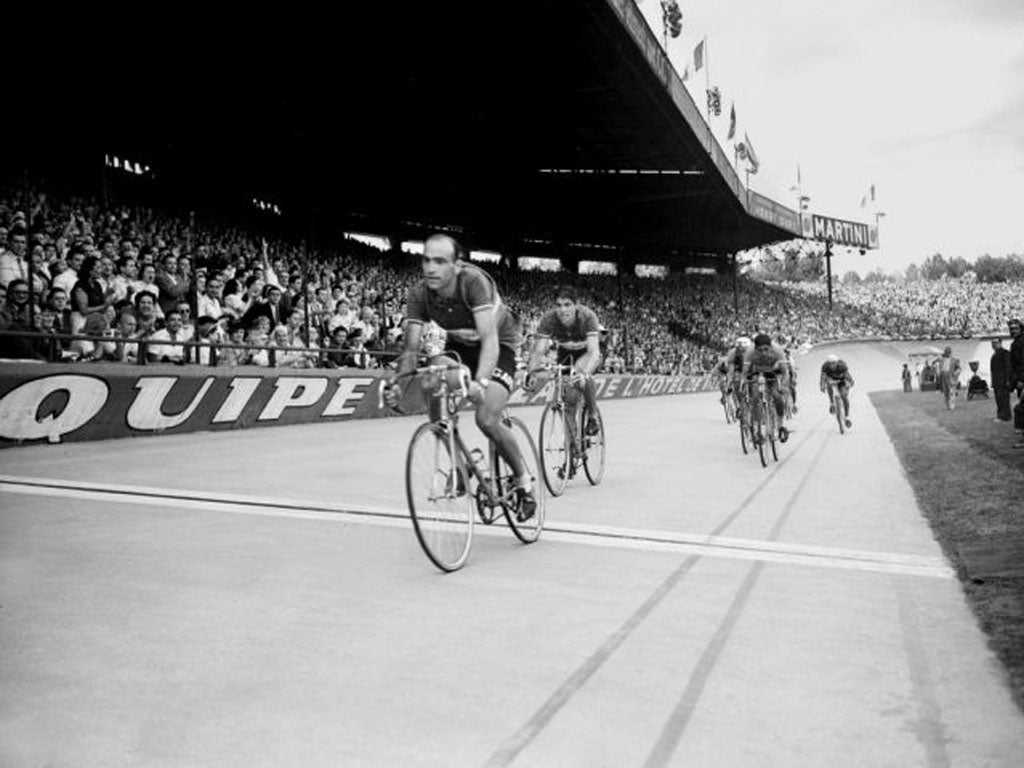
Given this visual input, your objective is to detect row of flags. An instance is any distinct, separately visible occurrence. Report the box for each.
[658,7,878,221]
[678,36,759,175]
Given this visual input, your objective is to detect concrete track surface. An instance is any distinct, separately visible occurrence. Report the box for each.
[2,341,1022,767]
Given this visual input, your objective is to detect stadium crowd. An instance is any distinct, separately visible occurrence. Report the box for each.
[0,186,1021,376]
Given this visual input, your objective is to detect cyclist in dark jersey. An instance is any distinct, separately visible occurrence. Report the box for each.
[525,285,603,436]
[385,234,536,519]
[820,354,854,428]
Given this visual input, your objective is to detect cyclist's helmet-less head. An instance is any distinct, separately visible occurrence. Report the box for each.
[753,333,772,349]
[736,336,752,350]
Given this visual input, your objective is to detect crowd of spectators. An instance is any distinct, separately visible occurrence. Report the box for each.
[0,185,1020,376]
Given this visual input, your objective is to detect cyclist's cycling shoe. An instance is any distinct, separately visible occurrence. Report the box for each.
[779,426,789,443]
[515,488,537,522]
[829,405,836,414]
[845,419,852,428]
[585,416,601,436]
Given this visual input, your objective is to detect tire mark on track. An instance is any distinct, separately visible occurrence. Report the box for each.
[482,417,830,767]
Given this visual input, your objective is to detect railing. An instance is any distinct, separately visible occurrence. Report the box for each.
[0,329,400,369]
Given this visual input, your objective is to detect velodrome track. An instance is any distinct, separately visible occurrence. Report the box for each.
[2,341,1022,766]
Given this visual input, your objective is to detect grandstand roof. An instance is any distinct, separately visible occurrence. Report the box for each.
[16,0,799,267]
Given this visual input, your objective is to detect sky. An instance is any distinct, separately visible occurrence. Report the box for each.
[636,0,1024,277]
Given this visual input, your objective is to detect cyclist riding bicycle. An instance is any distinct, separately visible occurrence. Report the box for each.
[820,353,854,428]
[741,332,791,442]
[384,233,537,520]
[716,336,751,410]
[525,285,602,437]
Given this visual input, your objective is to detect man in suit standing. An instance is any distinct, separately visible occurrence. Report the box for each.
[990,338,1011,422]
[1008,319,1024,448]
[938,346,961,410]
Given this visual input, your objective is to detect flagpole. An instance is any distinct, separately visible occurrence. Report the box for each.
[704,35,712,154]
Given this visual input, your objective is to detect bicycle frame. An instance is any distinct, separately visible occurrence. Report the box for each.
[389,363,516,511]
[547,363,586,448]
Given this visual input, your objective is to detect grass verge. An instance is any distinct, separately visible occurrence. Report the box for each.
[870,389,1024,713]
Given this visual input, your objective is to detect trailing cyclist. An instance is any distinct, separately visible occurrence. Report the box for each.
[742,333,791,443]
[525,285,603,437]
[384,233,537,520]
[820,353,855,428]
[716,336,751,413]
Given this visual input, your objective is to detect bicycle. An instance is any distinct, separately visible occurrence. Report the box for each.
[533,362,606,496]
[387,363,546,572]
[828,381,848,435]
[719,379,737,424]
[746,373,779,467]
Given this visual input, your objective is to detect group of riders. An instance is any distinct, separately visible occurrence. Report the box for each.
[383,234,604,523]
[382,233,858,522]
[714,335,855,442]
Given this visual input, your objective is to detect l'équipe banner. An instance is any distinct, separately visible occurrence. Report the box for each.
[0,363,719,448]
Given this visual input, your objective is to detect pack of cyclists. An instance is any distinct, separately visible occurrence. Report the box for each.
[386,233,859,508]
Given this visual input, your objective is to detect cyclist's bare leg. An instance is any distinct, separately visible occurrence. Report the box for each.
[474,384,527,484]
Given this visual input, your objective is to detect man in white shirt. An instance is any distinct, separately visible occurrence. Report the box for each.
[146,309,194,363]
[0,228,29,288]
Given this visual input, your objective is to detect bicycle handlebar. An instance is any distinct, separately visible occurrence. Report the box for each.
[380,363,471,410]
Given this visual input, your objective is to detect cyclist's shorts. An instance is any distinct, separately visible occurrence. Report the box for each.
[442,342,517,391]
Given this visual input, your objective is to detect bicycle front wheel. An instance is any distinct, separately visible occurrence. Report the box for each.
[767,407,779,462]
[405,422,474,572]
[834,392,846,435]
[753,404,768,468]
[539,403,570,496]
[582,404,605,485]
[496,415,546,544]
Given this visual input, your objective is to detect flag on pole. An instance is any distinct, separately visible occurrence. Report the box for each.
[797,164,802,185]
[682,63,690,82]
[727,103,736,141]
[860,196,867,208]
[694,40,705,72]
[870,183,876,201]
[743,132,759,172]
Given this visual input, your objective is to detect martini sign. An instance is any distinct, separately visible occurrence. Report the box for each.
[801,213,878,249]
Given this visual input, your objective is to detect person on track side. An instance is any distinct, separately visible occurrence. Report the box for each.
[524,285,603,437]
[820,353,855,428]
[384,233,536,521]
[742,333,791,442]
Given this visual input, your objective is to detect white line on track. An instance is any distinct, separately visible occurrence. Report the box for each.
[0,474,953,579]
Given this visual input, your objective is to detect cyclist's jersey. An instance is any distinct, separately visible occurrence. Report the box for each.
[535,305,600,353]
[820,360,853,386]
[716,349,745,376]
[405,264,518,349]
[742,342,787,377]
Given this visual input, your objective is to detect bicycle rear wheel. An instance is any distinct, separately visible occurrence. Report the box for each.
[767,407,779,462]
[539,402,570,496]
[582,404,605,485]
[739,415,750,455]
[495,415,546,544]
[405,422,473,572]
